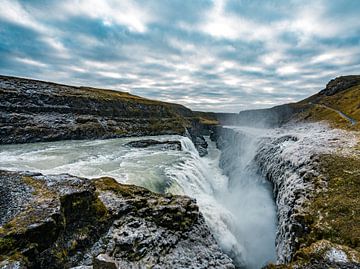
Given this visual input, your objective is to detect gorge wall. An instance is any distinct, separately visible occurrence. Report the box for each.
[213,122,360,268]
[0,75,214,146]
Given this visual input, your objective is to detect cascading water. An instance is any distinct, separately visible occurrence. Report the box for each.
[0,130,278,268]
[168,129,277,268]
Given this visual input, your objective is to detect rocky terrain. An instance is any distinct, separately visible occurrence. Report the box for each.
[125,139,182,151]
[0,75,212,155]
[211,76,360,268]
[0,170,235,269]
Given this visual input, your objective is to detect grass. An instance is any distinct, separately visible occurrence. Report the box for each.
[296,85,360,131]
[302,154,360,251]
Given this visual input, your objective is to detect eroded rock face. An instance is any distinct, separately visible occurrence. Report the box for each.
[0,171,234,269]
[0,75,192,145]
[319,75,360,96]
[0,75,212,157]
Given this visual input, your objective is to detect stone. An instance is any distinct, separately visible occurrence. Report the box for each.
[0,171,235,269]
[93,254,118,269]
[125,139,182,151]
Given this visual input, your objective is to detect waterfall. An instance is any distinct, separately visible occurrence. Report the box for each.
[166,133,277,268]
[0,131,284,268]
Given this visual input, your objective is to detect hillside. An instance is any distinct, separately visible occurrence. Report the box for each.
[295,75,360,130]
[215,75,360,130]
[0,75,216,145]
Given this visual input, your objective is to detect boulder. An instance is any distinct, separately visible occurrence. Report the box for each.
[125,139,182,151]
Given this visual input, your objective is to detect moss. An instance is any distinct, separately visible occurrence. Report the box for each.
[293,240,360,266]
[93,177,198,231]
[93,177,156,199]
[0,237,16,254]
[306,155,360,250]
[263,263,292,269]
[290,154,360,266]
[22,176,57,200]
[91,196,109,222]
[198,117,219,125]
[0,176,58,236]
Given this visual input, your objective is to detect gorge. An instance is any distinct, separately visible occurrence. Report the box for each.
[0,75,359,269]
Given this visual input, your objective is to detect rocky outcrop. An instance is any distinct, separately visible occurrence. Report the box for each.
[125,139,182,151]
[0,170,235,269]
[206,76,360,129]
[0,76,186,143]
[319,75,360,96]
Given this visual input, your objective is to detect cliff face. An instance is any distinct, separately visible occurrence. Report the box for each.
[214,124,360,269]
[0,170,235,269]
[295,76,360,131]
[0,75,216,145]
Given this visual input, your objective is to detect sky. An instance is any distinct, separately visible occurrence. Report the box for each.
[0,0,360,112]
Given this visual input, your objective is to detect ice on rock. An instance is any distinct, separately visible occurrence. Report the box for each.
[254,122,357,262]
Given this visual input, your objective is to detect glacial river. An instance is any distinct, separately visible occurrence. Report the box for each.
[0,127,277,268]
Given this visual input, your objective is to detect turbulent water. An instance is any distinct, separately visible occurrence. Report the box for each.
[0,128,278,268]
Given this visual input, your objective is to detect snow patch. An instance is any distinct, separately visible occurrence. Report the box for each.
[325,248,348,263]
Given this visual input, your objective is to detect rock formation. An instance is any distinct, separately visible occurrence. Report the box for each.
[125,139,182,151]
[0,75,214,157]
[0,170,235,269]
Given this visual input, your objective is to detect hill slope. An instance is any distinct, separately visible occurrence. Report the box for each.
[0,75,215,145]
[295,75,360,130]
[211,75,360,130]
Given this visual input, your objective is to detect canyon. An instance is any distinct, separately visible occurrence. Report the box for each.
[0,75,359,269]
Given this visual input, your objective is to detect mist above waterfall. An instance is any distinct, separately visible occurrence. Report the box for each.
[214,127,278,268]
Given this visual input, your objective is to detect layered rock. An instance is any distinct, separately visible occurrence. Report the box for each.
[0,170,235,269]
[0,76,213,149]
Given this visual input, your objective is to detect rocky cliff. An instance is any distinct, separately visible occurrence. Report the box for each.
[211,75,360,268]
[0,170,235,269]
[213,124,360,269]
[0,75,216,149]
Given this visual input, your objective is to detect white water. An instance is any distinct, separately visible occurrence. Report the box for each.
[0,130,277,268]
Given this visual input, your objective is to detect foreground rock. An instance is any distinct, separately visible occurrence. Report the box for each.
[0,170,234,269]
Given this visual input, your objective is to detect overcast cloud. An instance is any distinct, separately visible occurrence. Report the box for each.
[0,0,359,112]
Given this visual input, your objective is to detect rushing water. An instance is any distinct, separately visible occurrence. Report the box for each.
[0,128,277,268]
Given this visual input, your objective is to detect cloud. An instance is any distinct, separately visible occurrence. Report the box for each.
[0,0,359,112]
[57,0,156,33]
[0,0,49,33]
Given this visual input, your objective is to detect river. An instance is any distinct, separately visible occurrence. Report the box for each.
[0,127,277,268]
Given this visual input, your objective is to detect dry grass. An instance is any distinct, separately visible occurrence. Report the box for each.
[295,85,360,131]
